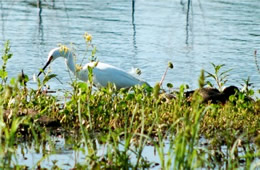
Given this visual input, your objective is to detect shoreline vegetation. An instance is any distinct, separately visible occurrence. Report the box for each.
[0,39,259,169]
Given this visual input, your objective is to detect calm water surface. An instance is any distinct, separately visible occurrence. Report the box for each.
[0,0,259,90]
[14,137,259,169]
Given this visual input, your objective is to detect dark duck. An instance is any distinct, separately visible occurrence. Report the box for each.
[185,86,239,104]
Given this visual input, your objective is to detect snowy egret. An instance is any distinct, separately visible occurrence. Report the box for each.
[38,47,149,89]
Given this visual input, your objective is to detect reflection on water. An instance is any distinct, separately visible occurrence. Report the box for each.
[14,136,259,169]
[37,0,43,43]
[132,0,137,56]
[14,137,158,168]
[0,0,259,91]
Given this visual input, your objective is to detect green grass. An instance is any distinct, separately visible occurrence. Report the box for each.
[0,40,259,169]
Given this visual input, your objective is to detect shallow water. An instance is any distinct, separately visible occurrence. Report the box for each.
[14,136,259,169]
[0,0,259,91]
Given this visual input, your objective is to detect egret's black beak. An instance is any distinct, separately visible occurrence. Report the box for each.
[37,56,53,77]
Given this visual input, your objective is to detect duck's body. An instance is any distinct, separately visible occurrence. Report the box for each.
[38,47,149,89]
[185,86,239,104]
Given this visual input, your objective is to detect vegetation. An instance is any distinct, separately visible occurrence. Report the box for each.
[0,39,259,169]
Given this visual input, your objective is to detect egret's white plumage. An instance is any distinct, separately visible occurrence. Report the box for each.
[38,47,149,89]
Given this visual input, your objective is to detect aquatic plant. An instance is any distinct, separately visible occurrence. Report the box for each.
[0,40,12,85]
[206,63,232,92]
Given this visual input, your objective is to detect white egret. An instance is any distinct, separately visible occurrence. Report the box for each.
[38,47,149,89]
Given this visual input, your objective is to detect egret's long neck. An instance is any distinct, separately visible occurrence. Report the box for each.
[64,51,76,74]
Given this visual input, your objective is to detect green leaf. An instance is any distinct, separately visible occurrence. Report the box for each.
[206,81,213,87]
[0,69,7,79]
[135,68,142,75]
[168,62,174,69]
[92,46,97,56]
[24,75,29,83]
[78,82,88,91]
[153,82,160,99]
[167,83,173,88]
[43,74,57,84]
[10,77,16,85]
[205,71,215,79]
[198,69,205,88]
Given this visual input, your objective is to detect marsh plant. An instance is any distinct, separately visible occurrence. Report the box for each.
[206,63,232,91]
[0,37,259,169]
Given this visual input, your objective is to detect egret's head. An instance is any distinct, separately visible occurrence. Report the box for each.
[38,47,69,77]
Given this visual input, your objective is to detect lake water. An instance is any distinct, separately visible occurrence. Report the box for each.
[0,0,259,91]
[13,136,259,169]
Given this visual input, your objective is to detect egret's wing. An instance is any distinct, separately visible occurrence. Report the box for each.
[82,62,147,89]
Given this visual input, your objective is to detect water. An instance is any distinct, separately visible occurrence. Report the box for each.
[14,137,259,169]
[0,0,259,91]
